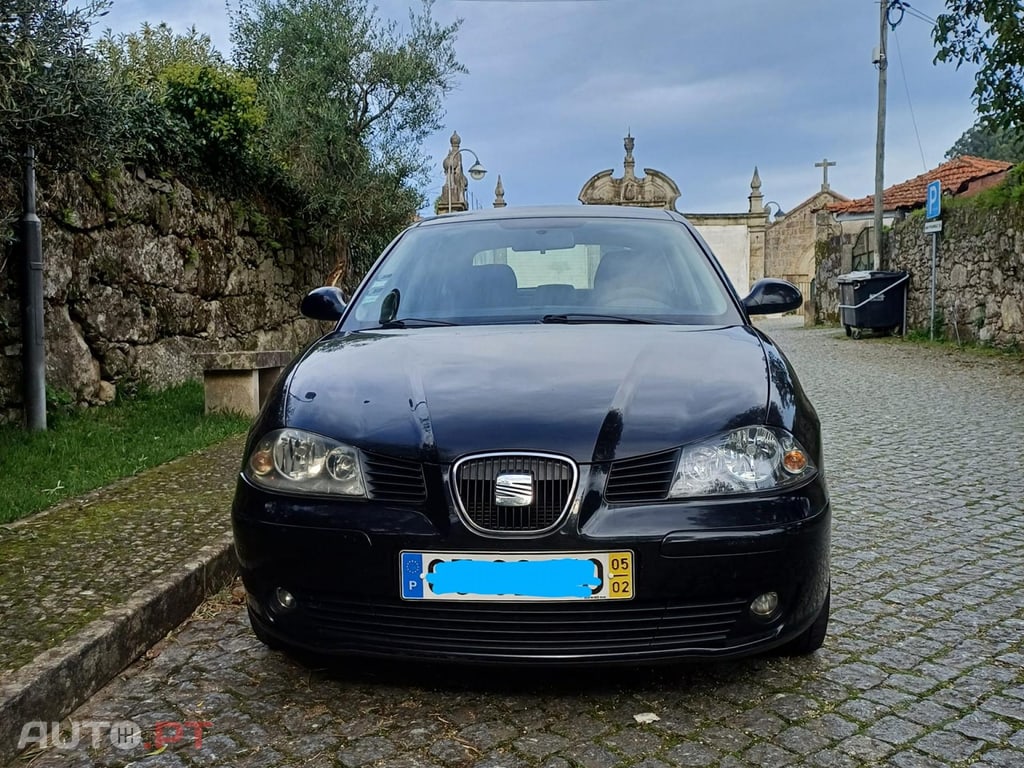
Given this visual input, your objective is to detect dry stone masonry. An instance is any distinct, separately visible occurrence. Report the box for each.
[0,168,333,422]
[815,201,1024,347]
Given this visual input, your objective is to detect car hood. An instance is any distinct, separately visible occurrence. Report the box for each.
[280,324,770,464]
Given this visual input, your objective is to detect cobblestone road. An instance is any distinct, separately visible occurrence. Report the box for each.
[14,322,1024,768]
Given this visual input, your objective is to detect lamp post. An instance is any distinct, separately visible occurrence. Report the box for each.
[444,146,486,213]
[20,145,46,431]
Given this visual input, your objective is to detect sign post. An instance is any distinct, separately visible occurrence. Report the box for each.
[925,180,941,341]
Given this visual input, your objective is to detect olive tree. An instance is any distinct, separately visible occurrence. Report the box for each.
[0,0,122,172]
[231,0,465,283]
[1,0,126,241]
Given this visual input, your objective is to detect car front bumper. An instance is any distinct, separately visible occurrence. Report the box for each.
[232,475,830,665]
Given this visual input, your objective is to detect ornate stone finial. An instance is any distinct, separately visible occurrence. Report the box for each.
[493,175,506,208]
[578,135,680,210]
[623,133,636,179]
[748,166,764,214]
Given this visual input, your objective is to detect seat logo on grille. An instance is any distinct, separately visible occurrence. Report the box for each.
[494,472,534,507]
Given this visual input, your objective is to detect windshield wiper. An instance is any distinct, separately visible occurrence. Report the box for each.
[540,313,668,325]
[375,317,459,329]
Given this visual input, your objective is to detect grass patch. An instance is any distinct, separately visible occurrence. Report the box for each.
[893,329,1024,360]
[0,381,250,524]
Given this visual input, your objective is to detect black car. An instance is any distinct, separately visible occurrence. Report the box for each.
[232,205,830,665]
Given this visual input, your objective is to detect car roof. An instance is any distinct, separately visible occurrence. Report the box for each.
[415,205,687,228]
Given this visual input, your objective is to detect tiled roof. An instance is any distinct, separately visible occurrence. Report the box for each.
[828,156,1013,215]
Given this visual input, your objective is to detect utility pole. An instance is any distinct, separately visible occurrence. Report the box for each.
[20,146,46,431]
[873,0,889,271]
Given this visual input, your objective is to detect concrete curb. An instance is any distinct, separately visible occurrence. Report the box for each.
[0,532,237,765]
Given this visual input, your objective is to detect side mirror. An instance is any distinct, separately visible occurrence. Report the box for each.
[300,286,347,321]
[742,279,802,315]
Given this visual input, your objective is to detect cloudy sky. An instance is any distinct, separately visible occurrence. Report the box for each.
[100,0,981,216]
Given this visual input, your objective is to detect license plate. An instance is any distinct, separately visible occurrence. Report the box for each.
[400,551,633,601]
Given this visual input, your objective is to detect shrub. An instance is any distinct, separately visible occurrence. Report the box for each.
[161,63,264,169]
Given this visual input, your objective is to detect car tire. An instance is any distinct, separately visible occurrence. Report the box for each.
[844,324,852,337]
[247,606,285,651]
[850,327,862,340]
[776,589,830,656]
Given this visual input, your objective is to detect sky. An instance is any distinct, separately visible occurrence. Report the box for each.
[98,0,982,217]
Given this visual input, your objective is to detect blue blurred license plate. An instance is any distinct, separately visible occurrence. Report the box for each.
[400,551,633,601]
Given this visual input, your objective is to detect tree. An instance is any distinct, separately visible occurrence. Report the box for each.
[0,0,124,172]
[230,0,465,283]
[946,118,1024,161]
[934,1,1024,130]
[1,0,128,241]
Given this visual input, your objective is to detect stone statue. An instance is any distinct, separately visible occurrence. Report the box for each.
[439,131,468,213]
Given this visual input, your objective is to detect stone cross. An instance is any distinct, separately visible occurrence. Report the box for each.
[815,158,836,191]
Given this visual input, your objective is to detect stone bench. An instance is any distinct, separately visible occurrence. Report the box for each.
[195,350,293,417]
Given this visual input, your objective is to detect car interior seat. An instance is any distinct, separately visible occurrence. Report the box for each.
[445,263,519,311]
[592,249,676,308]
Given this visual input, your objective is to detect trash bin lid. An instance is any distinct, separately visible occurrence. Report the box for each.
[837,270,873,283]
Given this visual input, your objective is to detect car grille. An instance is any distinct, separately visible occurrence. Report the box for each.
[605,449,680,503]
[302,596,748,657]
[453,454,576,533]
[363,453,427,503]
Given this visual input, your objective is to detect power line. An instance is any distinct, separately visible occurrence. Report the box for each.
[892,27,929,172]
[900,2,938,26]
[890,1,938,27]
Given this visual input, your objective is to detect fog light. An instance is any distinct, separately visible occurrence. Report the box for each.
[750,591,779,618]
[272,587,296,613]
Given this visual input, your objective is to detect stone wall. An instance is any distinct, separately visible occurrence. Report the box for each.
[889,205,1024,346]
[813,200,1024,347]
[764,192,840,284]
[0,168,334,422]
[812,236,843,326]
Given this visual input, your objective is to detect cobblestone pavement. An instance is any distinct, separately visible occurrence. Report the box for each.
[0,436,243,674]
[12,321,1024,768]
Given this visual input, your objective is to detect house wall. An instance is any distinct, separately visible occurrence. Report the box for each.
[687,217,754,295]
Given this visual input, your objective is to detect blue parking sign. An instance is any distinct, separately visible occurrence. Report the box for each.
[926,180,941,219]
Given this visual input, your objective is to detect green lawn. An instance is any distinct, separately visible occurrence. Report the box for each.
[0,381,251,524]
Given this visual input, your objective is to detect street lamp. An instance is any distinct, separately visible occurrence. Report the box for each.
[18,59,55,431]
[764,201,786,222]
[446,148,486,213]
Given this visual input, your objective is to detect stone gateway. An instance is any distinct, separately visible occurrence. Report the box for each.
[579,135,767,295]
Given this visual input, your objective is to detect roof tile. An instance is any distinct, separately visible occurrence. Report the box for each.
[828,156,1013,215]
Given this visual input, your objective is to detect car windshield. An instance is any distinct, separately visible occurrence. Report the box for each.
[342,216,742,330]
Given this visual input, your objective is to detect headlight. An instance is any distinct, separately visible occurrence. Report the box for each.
[668,426,815,498]
[244,428,367,497]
